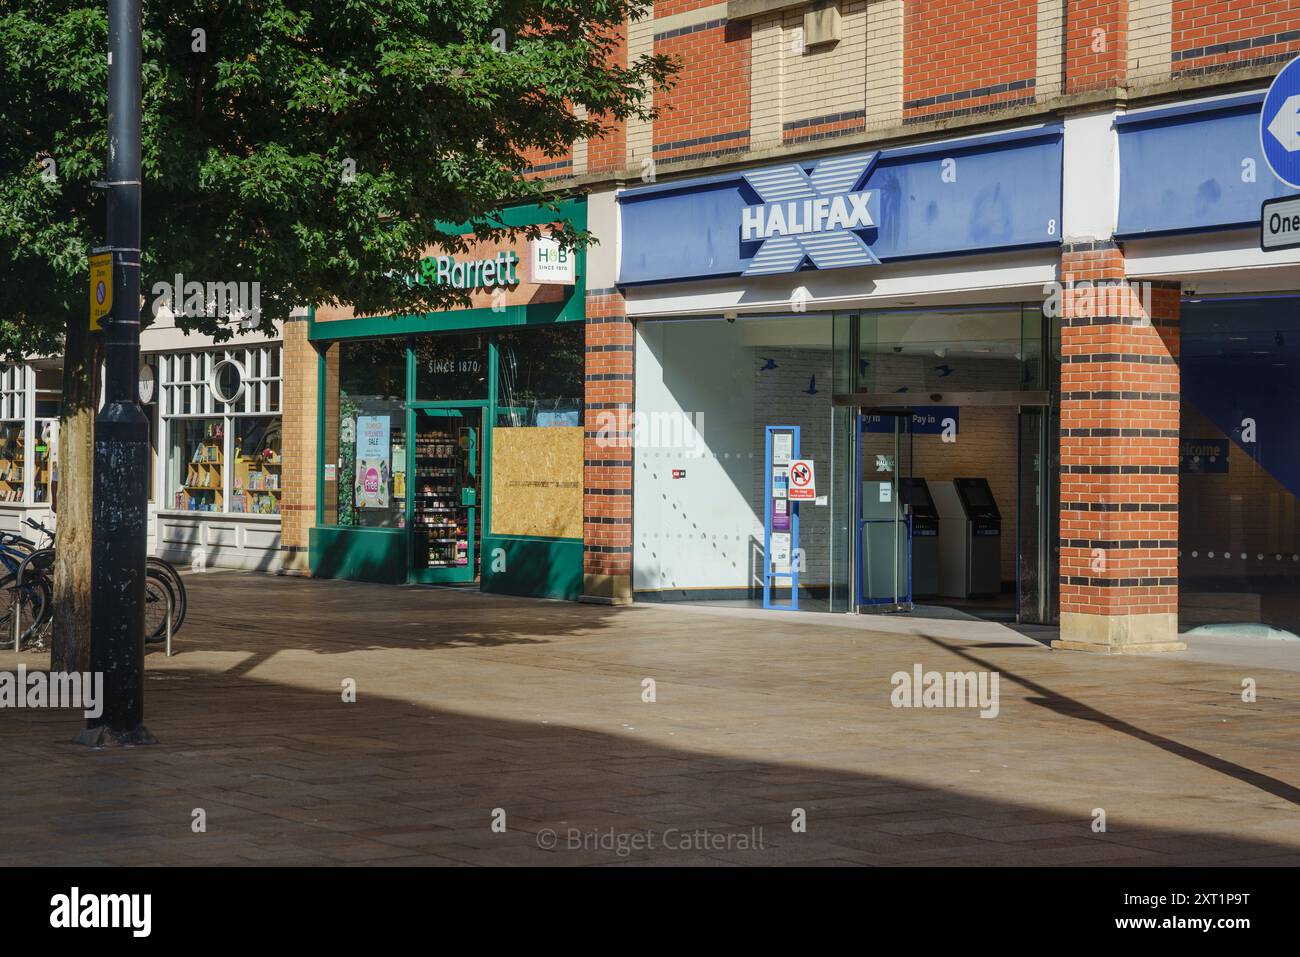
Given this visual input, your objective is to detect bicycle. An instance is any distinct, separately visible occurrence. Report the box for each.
[1,527,53,649]
[2,518,187,651]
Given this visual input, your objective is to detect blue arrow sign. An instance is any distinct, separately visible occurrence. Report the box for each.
[1262,56,1300,189]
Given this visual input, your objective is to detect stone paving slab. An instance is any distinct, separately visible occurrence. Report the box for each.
[1,570,1298,866]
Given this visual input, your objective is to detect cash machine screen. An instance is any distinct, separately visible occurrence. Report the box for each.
[899,478,939,535]
[954,478,1001,523]
[898,479,936,515]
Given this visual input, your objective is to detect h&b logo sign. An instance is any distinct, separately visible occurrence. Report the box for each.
[530,235,575,285]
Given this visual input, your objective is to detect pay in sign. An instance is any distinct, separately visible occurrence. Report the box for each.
[788,459,816,500]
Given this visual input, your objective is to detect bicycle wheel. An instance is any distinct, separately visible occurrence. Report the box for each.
[0,572,18,635]
[146,557,186,635]
[143,568,174,645]
[9,549,54,650]
[5,574,52,651]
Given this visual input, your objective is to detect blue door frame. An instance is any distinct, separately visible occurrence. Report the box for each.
[855,411,913,610]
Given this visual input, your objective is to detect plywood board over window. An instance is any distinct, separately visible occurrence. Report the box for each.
[490,426,583,539]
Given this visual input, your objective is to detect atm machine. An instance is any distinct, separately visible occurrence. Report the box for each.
[898,478,939,597]
[933,477,1001,598]
[860,479,910,606]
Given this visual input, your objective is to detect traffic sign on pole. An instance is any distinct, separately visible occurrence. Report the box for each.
[1261,195,1300,252]
[1261,56,1300,189]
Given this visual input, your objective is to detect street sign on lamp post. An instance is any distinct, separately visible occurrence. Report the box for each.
[77,0,154,747]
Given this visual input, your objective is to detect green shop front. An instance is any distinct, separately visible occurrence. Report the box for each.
[308,202,586,600]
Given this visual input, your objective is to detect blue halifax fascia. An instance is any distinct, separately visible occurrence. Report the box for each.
[1117,93,1294,238]
[618,126,1064,285]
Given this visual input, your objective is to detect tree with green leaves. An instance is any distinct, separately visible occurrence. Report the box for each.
[0,0,673,669]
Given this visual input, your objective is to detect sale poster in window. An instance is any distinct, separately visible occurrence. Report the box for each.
[355,415,391,509]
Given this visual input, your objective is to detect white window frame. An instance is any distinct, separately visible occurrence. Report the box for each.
[0,364,34,505]
[156,346,283,516]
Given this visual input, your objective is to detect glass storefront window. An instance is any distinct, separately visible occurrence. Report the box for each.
[633,314,846,611]
[231,416,282,515]
[167,418,224,512]
[1,365,26,420]
[32,420,55,505]
[496,326,584,427]
[1180,297,1300,639]
[414,332,488,401]
[33,367,62,418]
[159,345,284,514]
[857,305,1043,393]
[335,338,407,529]
[0,422,25,504]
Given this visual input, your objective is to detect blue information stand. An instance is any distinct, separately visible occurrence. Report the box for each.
[763,426,800,610]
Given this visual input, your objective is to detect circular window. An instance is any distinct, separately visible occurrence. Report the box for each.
[210,358,246,406]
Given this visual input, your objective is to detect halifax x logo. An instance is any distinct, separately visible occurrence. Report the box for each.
[741,152,881,277]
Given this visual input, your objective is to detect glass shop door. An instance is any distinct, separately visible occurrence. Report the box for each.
[409,405,482,584]
[857,410,913,611]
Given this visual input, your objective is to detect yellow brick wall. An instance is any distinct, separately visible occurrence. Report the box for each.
[279,318,319,573]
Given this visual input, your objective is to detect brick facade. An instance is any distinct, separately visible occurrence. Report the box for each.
[903,0,1039,122]
[564,1,1298,179]
[1172,0,1300,78]
[652,18,752,164]
[278,317,321,574]
[583,288,634,603]
[1064,0,1129,93]
[286,4,1293,633]
[1055,243,1185,652]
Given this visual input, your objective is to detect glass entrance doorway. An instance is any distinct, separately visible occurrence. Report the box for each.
[857,410,913,611]
[410,405,483,584]
[836,303,1059,626]
[852,401,1055,624]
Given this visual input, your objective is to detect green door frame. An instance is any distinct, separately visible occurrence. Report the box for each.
[408,401,489,584]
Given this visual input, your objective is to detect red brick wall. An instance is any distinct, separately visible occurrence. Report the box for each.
[1058,244,1181,620]
[656,0,718,16]
[1172,0,1300,76]
[522,143,574,181]
[652,19,751,163]
[903,0,1038,122]
[584,290,634,598]
[1065,0,1128,93]
[279,319,317,572]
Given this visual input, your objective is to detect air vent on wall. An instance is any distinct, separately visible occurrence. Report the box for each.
[805,1,841,49]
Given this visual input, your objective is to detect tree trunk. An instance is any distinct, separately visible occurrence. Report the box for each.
[49,317,102,673]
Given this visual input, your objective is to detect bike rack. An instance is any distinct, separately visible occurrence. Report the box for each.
[11,556,174,655]
[12,550,38,653]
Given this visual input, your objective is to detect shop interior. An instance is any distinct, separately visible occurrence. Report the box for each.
[1179,295,1300,641]
[633,305,1058,624]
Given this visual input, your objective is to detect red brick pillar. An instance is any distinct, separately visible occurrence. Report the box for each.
[1053,242,1185,653]
[582,288,634,604]
[1065,0,1128,94]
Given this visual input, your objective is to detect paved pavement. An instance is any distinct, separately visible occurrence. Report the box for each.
[2,570,1298,866]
